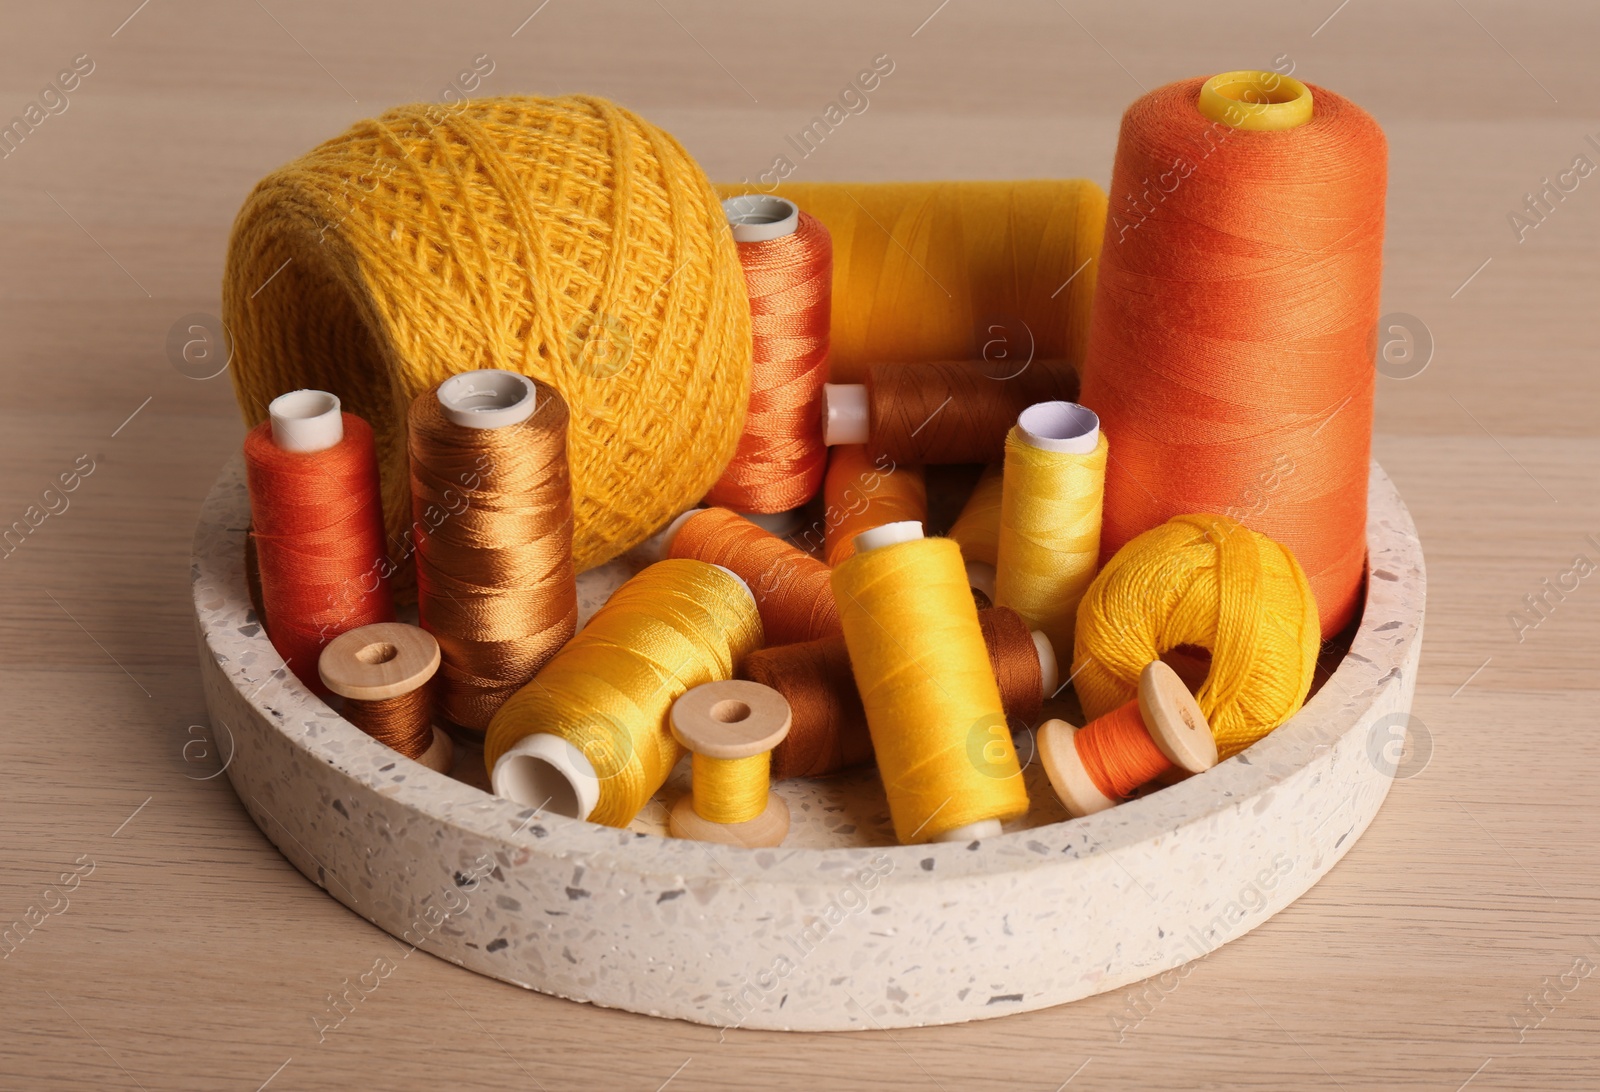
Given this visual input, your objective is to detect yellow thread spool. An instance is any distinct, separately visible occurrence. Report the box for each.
[485,559,763,827]
[831,522,1029,844]
[995,402,1108,663]
[669,680,792,848]
[949,464,1003,602]
[1197,71,1314,131]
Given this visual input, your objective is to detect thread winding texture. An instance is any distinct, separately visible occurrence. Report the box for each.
[692,752,770,824]
[949,464,1003,568]
[244,413,394,692]
[344,684,434,761]
[668,507,839,644]
[705,212,832,512]
[822,445,926,567]
[833,537,1029,843]
[717,181,1106,383]
[408,383,577,730]
[745,606,1044,780]
[1075,699,1174,800]
[861,359,1078,465]
[484,559,763,827]
[1079,78,1385,638]
[995,426,1108,661]
[225,96,753,575]
[1073,514,1320,759]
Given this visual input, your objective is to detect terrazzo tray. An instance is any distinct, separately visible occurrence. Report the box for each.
[191,455,1424,1031]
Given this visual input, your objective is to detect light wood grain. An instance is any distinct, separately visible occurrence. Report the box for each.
[3,2,1598,1088]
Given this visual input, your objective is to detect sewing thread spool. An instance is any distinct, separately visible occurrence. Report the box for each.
[820,444,926,567]
[1073,513,1320,759]
[949,464,1003,602]
[1080,72,1384,638]
[1037,661,1216,816]
[409,370,578,735]
[995,402,1107,662]
[704,196,832,516]
[668,680,792,847]
[318,622,454,773]
[243,390,394,693]
[714,180,1108,384]
[664,507,839,644]
[823,358,1077,466]
[485,559,762,827]
[745,606,1057,781]
[832,521,1029,843]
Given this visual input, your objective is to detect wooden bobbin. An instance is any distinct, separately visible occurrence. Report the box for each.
[319,622,454,774]
[1037,660,1216,817]
[669,680,792,848]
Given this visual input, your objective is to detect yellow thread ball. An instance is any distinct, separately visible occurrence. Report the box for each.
[1072,514,1322,758]
[225,95,752,574]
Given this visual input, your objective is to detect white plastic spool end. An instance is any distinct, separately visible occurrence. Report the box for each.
[1031,630,1059,701]
[268,390,343,453]
[659,508,705,560]
[1015,401,1100,455]
[823,383,870,446]
[722,195,801,243]
[437,369,538,430]
[851,520,923,553]
[493,733,602,821]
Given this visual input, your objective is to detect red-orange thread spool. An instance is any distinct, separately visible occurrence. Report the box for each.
[705,197,832,513]
[1080,74,1385,638]
[819,444,926,567]
[666,507,839,645]
[244,391,394,694]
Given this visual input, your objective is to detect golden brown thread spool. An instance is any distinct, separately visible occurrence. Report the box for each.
[668,680,792,848]
[823,359,1077,465]
[409,369,578,737]
[1036,660,1216,817]
[744,606,1056,780]
[319,622,454,773]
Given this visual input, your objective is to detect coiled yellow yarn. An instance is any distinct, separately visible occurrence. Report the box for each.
[832,536,1029,844]
[225,96,752,573]
[995,427,1108,661]
[717,181,1106,383]
[1072,514,1321,759]
[692,753,769,824]
[483,559,763,827]
[949,465,1003,568]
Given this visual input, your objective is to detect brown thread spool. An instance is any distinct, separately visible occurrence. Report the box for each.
[1036,660,1216,817]
[319,622,454,773]
[663,507,840,644]
[823,359,1077,465]
[668,680,792,848]
[409,370,578,736]
[744,606,1056,780]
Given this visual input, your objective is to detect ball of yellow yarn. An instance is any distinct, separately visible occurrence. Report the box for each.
[1072,514,1321,759]
[224,95,752,573]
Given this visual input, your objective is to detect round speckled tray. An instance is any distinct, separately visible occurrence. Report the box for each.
[192,455,1424,1031]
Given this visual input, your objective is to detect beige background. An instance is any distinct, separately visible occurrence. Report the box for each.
[2,1,1597,1089]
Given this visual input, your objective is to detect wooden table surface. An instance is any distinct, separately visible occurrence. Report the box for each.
[3,2,1597,1089]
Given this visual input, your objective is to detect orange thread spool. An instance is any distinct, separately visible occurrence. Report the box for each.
[743,606,1048,780]
[667,507,839,645]
[1073,700,1174,800]
[820,444,926,567]
[704,197,832,513]
[1079,75,1385,638]
[822,359,1077,465]
[244,392,394,693]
